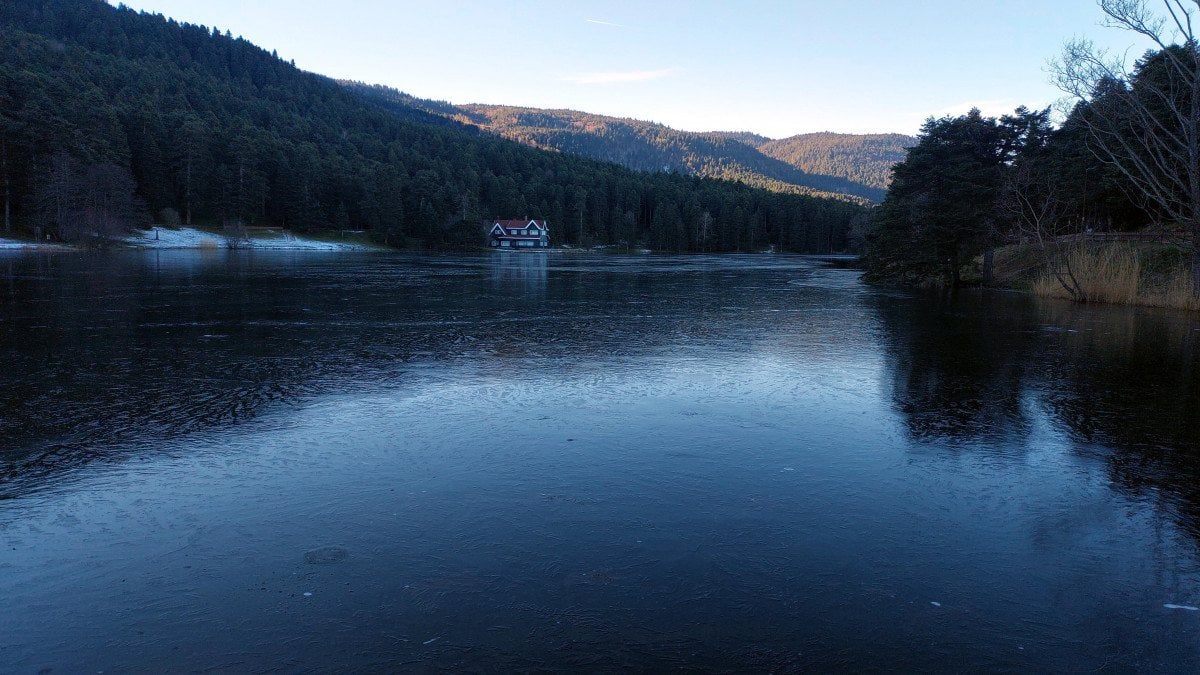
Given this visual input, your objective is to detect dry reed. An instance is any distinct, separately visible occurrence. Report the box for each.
[1031,244,1199,310]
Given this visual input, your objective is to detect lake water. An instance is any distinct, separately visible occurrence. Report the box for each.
[2,251,1199,672]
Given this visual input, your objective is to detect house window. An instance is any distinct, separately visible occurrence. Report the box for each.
[501,240,510,247]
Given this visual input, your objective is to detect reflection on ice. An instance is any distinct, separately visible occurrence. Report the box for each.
[489,250,548,290]
[1,252,1199,672]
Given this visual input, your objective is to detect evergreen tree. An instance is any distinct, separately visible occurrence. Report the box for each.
[868,110,1011,285]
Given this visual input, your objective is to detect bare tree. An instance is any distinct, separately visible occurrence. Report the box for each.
[80,163,145,240]
[1053,0,1200,289]
[34,153,145,244]
[1002,161,1089,301]
[35,153,78,241]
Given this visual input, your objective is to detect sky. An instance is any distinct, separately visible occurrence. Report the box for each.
[110,0,1149,138]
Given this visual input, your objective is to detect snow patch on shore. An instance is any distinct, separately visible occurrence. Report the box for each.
[3,228,378,252]
[124,227,225,249]
[124,227,376,251]
[0,237,76,251]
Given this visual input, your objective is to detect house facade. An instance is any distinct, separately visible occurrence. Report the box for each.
[489,219,549,248]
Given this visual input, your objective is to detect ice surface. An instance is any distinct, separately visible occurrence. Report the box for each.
[303,546,349,565]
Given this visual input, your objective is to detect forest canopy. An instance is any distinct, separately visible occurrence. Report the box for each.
[0,0,864,252]
[864,0,1200,298]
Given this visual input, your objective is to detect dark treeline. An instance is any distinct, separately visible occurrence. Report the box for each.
[865,101,1153,285]
[0,0,863,252]
[868,107,1060,285]
[865,2,1200,292]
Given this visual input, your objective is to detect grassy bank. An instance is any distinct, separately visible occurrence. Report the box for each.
[988,242,1199,311]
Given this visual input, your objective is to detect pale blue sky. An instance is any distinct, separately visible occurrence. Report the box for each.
[113,1,1145,137]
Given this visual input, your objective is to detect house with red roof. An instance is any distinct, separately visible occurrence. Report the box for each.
[489,219,549,248]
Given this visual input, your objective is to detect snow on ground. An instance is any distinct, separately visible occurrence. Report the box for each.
[2,228,378,252]
[124,227,377,251]
[123,227,225,249]
[0,237,76,251]
[239,232,375,251]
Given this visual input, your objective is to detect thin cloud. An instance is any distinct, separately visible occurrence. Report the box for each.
[562,67,682,85]
[585,18,626,28]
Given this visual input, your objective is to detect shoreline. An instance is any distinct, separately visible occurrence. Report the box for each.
[2,231,854,257]
[1,227,385,253]
[0,238,78,252]
[867,242,1199,313]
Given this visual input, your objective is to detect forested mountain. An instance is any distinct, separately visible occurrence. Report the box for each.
[0,0,864,252]
[344,85,912,203]
[758,133,913,198]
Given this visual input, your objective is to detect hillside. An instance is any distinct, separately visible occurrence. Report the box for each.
[345,85,912,203]
[0,0,864,252]
[758,133,913,198]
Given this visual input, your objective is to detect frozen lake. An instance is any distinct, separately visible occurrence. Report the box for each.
[1,251,1198,671]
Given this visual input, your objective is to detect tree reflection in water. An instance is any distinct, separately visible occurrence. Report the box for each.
[876,287,1200,539]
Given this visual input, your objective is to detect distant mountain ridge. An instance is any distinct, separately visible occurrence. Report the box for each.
[342,83,913,203]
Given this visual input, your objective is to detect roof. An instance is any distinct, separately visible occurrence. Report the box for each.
[493,219,547,229]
